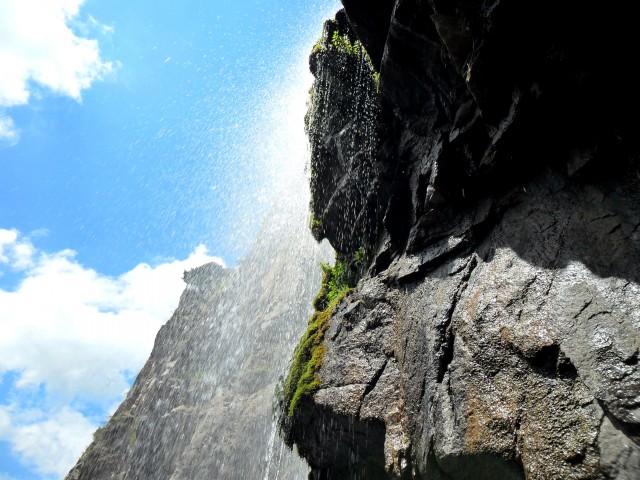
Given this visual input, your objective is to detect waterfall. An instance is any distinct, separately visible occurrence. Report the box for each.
[65,16,335,480]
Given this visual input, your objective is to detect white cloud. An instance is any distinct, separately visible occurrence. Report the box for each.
[0,229,224,477]
[88,15,114,35]
[0,0,113,143]
[1,407,95,478]
[0,229,19,263]
[0,407,10,435]
[0,228,34,269]
[0,115,19,145]
[0,232,224,398]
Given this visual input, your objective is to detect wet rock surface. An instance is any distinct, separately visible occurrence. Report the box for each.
[66,212,331,480]
[289,2,640,479]
[306,12,383,254]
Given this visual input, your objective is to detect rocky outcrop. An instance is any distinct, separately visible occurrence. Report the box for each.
[285,2,640,479]
[306,10,383,254]
[66,207,331,480]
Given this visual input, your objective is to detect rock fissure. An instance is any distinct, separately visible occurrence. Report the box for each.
[597,399,640,447]
[587,311,614,322]
[359,359,389,417]
[437,255,478,385]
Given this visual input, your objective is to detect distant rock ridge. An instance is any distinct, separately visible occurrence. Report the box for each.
[284,2,640,479]
[65,203,331,479]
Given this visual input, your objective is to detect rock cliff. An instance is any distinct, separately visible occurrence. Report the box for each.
[65,207,331,479]
[283,2,640,479]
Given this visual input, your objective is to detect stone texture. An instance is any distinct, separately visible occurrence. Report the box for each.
[306,13,383,254]
[293,167,640,479]
[65,2,640,478]
[287,2,640,479]
[66,208,332,480]
[340,0,394,71]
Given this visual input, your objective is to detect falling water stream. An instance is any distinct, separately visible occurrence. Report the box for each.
[65,13,337,480]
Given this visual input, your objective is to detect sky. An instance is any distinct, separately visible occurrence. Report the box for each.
[0,0,340,478]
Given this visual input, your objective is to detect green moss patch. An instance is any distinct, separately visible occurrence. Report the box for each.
[281,246,376,421]
[330,29,363,56]
[282,305,333,418]
[282,261,352,417]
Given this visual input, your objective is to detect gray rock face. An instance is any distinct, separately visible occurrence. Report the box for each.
[294,169,640,479]
[306,12,383,254]
[287,3,640,479]
[66,207,331,480]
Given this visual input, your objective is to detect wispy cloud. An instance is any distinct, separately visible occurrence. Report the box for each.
[0,229,224,478]
[0,229,35,271]
[0,0,114,144]
[0,115,19,145]
[0,406,95,478]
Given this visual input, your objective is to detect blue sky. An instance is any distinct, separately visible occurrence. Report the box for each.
[0,0,339,478]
